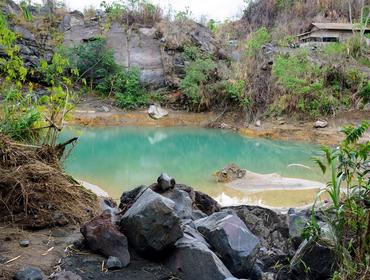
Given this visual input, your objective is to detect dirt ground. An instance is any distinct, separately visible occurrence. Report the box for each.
[0,225,176,280]
[0,226,80,279]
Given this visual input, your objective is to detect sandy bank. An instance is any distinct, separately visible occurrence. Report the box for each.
[225,170,326,192]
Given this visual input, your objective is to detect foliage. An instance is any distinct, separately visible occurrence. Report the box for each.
[226,80,249,108]
[0,14,27,86]
[0,87,42,142]
[180,53,217,110]
[174,6,191,22]
[38,50,79,146]
[207,19,217,33]
[245,27,270,57]
[359,80,370,104]
[271,50,364,118]
[68,38,118,89]
[306,121,370,279]
[97,67,149,109]
[20,0,33,22]
[100,0,162,26]
[277,34,295,47]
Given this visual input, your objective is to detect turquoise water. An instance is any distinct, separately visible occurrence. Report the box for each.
[61,127,322,207]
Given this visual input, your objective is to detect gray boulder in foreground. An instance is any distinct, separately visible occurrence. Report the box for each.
[195,211,260,278]
[14,266,45,280]
[119,188,183,255]
[165,227,233,280]
[161,188,193,219]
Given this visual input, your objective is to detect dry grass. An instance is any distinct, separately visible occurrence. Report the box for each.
[0,135,98,229]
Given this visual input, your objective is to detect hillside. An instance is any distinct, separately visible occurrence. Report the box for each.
[0,0,369,125]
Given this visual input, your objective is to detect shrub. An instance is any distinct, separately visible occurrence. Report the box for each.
[0,87,43,142]
[359,80,370,104]
[226,80,249,108]
[271,50,361,117]
[306,121,369,279]
[180,56,216,110]
[0,13,27,85]
[97,67,149,109]
[68,38,118,89]
[100,0,162,26]
[245,27,270,57]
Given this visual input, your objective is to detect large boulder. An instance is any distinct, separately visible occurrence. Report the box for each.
[290,238,336,280]
[229,205,289,253]
[195,211,260,277]
[215,163,246,183]
[80,212,130,266]
[119,185,147,213]
[161,188,193,219]
[148,104,169,119]
[119,188,183,256]
[165,226,233,280]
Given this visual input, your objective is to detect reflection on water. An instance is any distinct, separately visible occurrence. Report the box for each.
[60,126,324,207]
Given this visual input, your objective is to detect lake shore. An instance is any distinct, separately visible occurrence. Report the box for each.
[68,96,369,146]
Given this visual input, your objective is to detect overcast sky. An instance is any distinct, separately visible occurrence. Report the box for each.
[29,0,246,21]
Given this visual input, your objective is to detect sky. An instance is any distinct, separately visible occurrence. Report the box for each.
[30,0,246,21]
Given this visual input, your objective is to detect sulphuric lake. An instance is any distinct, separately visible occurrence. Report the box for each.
[61,126,325,208]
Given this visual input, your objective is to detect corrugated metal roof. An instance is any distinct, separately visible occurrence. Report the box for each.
[297,22,370,37]
[310,22,370,31]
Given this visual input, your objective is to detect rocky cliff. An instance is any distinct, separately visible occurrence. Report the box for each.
[1,0,227,89]
[61,12,227,88]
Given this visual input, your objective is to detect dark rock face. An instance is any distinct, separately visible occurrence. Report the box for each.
[195,211,260,277]
[290,239,336,280]
[230,205,289,253]
[119,185,147,213]
[194,191,221,215]
[165,227,233,280]
[161,188,193,219]
[119,188,183,256]
[81,212,130,266]
[13,266,45,280]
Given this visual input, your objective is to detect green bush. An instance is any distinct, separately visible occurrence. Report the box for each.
[359,80,370,104]
[306,121,369,279]
[180,56,216,108]
[100,0,162,25]
[226,80,249,108]
[245,27,270,57]
[0,87,43,142]
[68,38,118,88]
[97,67,150,109]
[271,50,358,117]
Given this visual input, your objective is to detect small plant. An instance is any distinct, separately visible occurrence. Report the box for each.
[180,55,216,110]
[39,50,79,146]
[245,27,270,57]
[68,38,118,91]
[0,87,43,142]
[305,121,370,279]
[20,0,33,22]
[226,80,249,108]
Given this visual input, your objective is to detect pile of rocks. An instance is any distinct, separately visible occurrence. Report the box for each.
[11,173,332,280]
